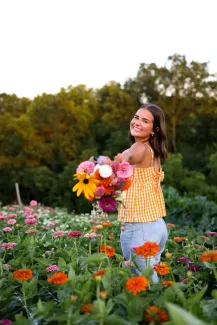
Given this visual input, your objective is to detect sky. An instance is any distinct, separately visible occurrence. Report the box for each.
[1,0,217,98]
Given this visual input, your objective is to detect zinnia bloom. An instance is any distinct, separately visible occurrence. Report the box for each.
[92,269,106,278]
[99,197,117,212]
[0,320,13,325]
[207,231,217,236]
[126,276,149,296]
[7,219,16,225]
[134,242,160,258]
[76,161,95,174]
[13,269,33,281]
[30,200,37,206]
[99,164,113,178]
[94,186,106,198]
[53,231,65,238]
[100,221,113,227]
[145,306,168,323]
[188,264,200,272]
[173,237,187,243]
[0,242,17,249]
[46,265,60,272]
[68,231,82,237]
[199,250,217,262]
[177,256,190,264]
[162,280,175,287]
[100,244,115,257]
[81,303,94,314]
[73,172,100,199]
[3,227,13,232]
[25,218,37,225]
[153,262,170,275]
[48,271,68,284]
[116,162,132,178]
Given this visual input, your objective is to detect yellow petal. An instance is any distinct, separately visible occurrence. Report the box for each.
[72,182,81,192]
[77,184,84,197]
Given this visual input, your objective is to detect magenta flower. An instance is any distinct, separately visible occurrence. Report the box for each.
[76,161,95,174]
[99,197,117,212]
[30,200,38,206]
[53,231,65,238]
[3,227,13,232]
[207,231,217,236]
[94,186,106,198]
[177,256,190,264]
[0,243,17,249]
[7,219,16,225]
[25,218,37,225]
[46,264,59,272]
[0,320,13,325]
[7,214,17,219]
[116,162,132,179]
[68,231,82,238]
[0,216,7,221]
[188,264,200,272]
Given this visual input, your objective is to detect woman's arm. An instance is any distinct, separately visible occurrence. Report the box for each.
[115,142,146,165]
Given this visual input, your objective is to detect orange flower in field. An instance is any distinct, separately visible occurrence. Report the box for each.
[126,276,149,296]
[200,236,209,241]
[200,250,217,262]
[123,179,132,190]
[166,223,175,229]
[99,291,107,299]
[134,242,160,258]
[162,280,175,287]
[48,271,68,284]
[13,269,33,281]
[145,305,168,323]
[100,244,115,257]
[81,303,94,314]
[92,269,106,278]
[173,237,187,243]
[100,221,113,228]
[153,262,170,275]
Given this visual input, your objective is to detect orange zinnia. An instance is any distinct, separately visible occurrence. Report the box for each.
[173,237,187,243]
[166,223,175,229]
[126,276,149,296]
[94,170,112,187]
[153,262,170,275]
[162,280,175,287]
[100,221,113,228]
[145,305,168,323]
[13,269,33,281]
[48,271,68,284]
[200,250,217,262]
[134,242,160,258]
[123,179,132,190]
[105,186,116,195]
[81,303,94,314]
[100,244,115,257]
[92,269,106,278]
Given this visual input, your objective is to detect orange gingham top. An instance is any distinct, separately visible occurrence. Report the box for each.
[118,145,166,223]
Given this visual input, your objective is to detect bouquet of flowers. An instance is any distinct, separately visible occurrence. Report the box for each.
[72,155,132,212]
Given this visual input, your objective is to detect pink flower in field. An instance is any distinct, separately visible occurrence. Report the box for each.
[94,186,105,198]
[68,231,82,238]
[25,218,37,225]
[84,233,97,238]
[99,197,117,212]
[26,215,35,219]
[7,219,16,225]
[116,162,132,179]
[9,207,15,211]
[207,231,217,236]
[124,260,133,267]
[7,214,17,219]
[0,216,7,221]
[0,243,17,249]
[23,207,34,215]
[48,221,56,227]
[3,264,12,270]
[53,231,65,238]
[76,161,95,175]
[0,319,13,325]
[30,200,38,206]
[46,264,59,272]
[3,227,13,232]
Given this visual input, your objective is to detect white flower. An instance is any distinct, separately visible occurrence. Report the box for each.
[93,164,101,173]
[115,191,126,202]
[99,164,113,178]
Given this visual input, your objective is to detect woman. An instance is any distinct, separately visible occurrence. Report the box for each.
[115,103,168,282]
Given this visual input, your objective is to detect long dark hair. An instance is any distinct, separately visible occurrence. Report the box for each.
[129,103,168,160]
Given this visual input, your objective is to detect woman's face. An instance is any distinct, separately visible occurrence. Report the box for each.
[130,108,154,140]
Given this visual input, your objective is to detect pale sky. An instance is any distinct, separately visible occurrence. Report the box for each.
[1,0,217,98]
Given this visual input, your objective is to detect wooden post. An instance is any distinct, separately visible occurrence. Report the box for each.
[15,183,23,208]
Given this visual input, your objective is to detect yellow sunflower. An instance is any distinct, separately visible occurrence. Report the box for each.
[72,172,100,199]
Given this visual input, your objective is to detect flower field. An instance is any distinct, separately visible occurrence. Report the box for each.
[0,201,217,325]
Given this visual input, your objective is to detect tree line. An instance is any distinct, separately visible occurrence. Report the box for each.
[1,54,217,212]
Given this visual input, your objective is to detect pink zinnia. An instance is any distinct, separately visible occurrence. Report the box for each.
[76,161,95,175]
[23,208,34,215]
[0,216,7,221]
[68,231,82,238]
[7,214,17,218]
[84,233,97,238]
[8,207,15,211]
[0,320,13,325]
[207,231,217,236]
[26,215,35,219]
[25,218,37,225]
[3,227,13,232]
[7,219,16,225]
[30,200,38,206]
[99,197,117,212]
[46,265,59,272]
[116,162,132,179]
[94,186,105,198]
[53,231,65,238]
[48,221,56,227]
[0,243,17,249]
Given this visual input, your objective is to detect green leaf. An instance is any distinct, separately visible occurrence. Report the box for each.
[166,302,209,325]
[102,269,112,292]
[128,296,149,322]
[37,298,44,314]
[58,256,67,267]
[33,257,47,265]
[105,314,137,325]
[186,285,208,305]
[211,289,217,301]
[87,252,107,263]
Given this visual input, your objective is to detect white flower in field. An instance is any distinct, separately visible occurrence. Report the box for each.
[99,165,113,178]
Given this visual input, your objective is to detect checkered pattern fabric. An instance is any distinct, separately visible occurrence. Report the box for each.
[118,145,166,223]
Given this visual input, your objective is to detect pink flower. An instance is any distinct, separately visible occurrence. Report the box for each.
[3,264,12,270]
[84,233,97,238]
[94,186,106,198]
[110,178,118,186]
[99,197,117,212]
[0,320,13,325]
[7,219,16,225]
[25,218,37,225]
[0,216,7,221]
[104,157,112,165]
[207,231,217,236]
[7,214,17,218]
[53,231,65,238]
[46,264,59,272]
[23,208,34,215]
[0,243,17,249]
[3,227,13,232]
[48,221,56,227]
[30,200,38,206]
[76,161,95,175]
[68,231,82,238]
[26,215,35,219]
[9,207,15,211]
[116,162,132,178]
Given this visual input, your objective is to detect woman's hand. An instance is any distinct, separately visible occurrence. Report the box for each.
[114,153,124,162]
